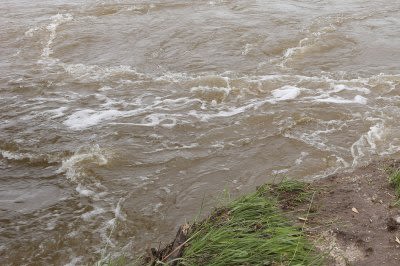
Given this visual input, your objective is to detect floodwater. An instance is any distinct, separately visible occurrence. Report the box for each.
[1,0,400,264]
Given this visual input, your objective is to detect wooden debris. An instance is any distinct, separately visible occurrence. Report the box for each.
[145,223,190,266]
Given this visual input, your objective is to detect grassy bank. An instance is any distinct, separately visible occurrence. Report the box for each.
[180,182,322,265]
[144,180,323,266]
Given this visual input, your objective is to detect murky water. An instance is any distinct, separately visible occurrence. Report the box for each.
[2,0,400,264]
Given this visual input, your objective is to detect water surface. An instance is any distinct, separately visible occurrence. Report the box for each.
[1,0,400,264]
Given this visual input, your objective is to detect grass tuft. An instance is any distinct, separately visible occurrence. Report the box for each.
[389,169,400,197]
[276,180,313,201]
[388,169,400,207]
[181,181,322,266]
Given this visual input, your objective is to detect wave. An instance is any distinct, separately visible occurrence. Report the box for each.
[57,144,109,181]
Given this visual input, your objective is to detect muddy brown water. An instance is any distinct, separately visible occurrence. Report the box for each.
[1,0,400,264]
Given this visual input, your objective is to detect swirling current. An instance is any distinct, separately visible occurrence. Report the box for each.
[1,0,400,264]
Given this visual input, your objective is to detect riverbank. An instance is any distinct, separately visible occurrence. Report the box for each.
[132,159,400,265]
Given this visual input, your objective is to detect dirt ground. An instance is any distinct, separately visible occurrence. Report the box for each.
[300,160,400,265]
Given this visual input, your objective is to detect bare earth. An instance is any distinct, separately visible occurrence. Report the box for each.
[302,160,400,265]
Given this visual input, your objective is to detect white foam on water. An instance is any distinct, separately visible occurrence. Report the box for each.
[159,97,201,109]
[114,198,126,222]
[241,43,253,55]
[63,108,151,130]
[272,169,289,175]
[96,198,129,258]
[283,46,302,60]
[279,39,313,67]
[0,149,50,164]
[57,145,109,181]
[150,142,199,153]
[137,113,178,128]
[295,151,309,165]
[137,176,149,181]
[241,74,283,83]
[190,86,231,96]
[189,98,272,122]
[281,118,352,165]
[40,13,73,61]
[350,123,385,166]
[99,86,113,92]
[190,86,231,101]
[271,86,301,101]
[62,63,146,81]
[24,26,40,37]
[332,84,370,94]
[353,95,368,104]
[336,155,350,168]
[366,124,385,150]
[108,115,180,129]
[154,72,194,83]
[57,145,131,263]
[43,106,68,119]
[81,207,106,221]
[94,94,126,108]
[65,95,200,130]
[76,184,96,197]
[314,95,367,105]
[0,150,34,161]
[189,105,240,121]
[277,19,338,67]
[64,109,123,130]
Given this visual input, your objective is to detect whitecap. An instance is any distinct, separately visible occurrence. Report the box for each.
[350,123,385,166]
[64,109,124,130]
[271,86,301,101]
[57,145,109,181]
[315,95,367,104]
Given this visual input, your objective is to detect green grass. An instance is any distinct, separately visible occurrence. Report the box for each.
[388,168,400,206]
[270,180,315,206]
[389,169,400,197]
[180,182,322,266]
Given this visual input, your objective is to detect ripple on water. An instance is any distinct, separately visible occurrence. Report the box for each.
[2,0,400,264]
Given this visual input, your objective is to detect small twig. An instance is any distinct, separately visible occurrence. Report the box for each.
[161,230,201,263]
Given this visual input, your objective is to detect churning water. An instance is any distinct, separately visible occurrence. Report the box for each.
[1,0,400,264]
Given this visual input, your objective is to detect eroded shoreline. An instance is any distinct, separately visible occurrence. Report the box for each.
[139,160,400,266]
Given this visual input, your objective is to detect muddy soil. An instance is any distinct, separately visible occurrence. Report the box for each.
[301,160,400,265]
